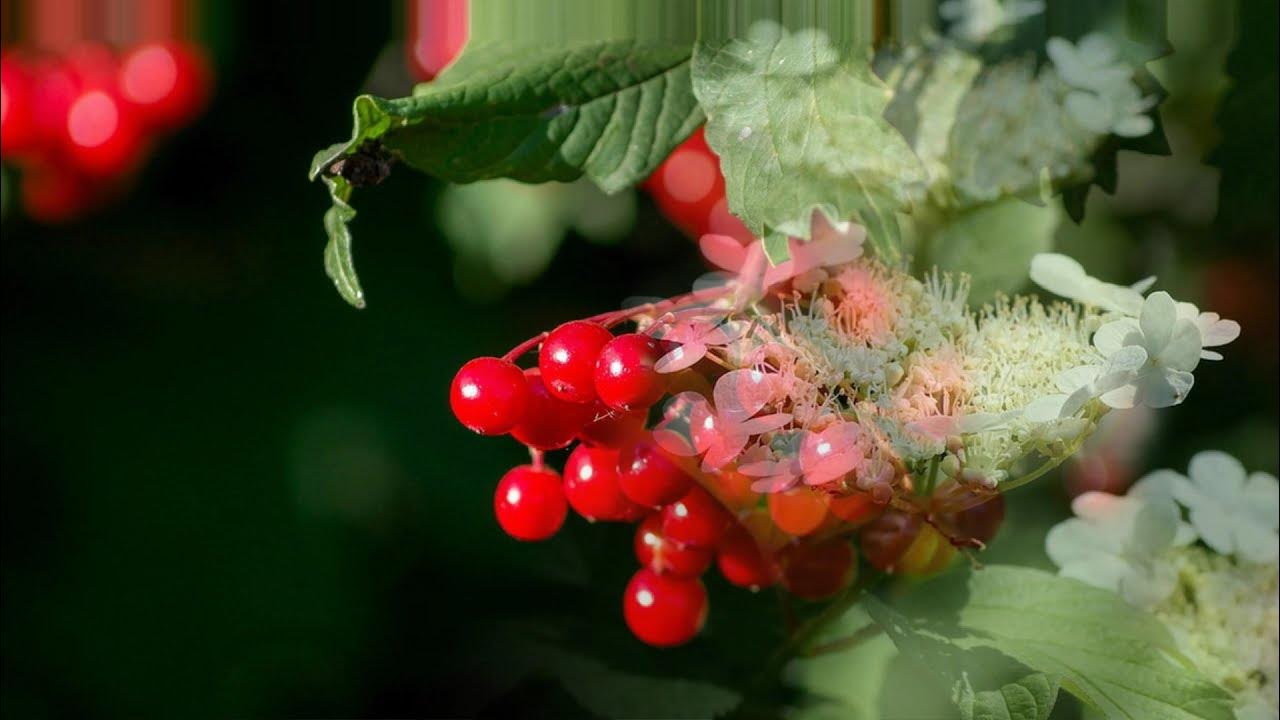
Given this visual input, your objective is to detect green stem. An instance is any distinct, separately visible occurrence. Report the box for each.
[802,621,885,657]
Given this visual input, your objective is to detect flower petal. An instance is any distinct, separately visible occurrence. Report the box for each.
[1189,503,1237,556]
[1243,472,1280,531]
[1188,450,1247,495]
[1139,291,1177,353]
[737,413,793,436]
[1157,319,1202,372]
[655,342,707,374]
[699,234,748,272]
[1196,313,1240,348]
[1094,319,1138,356]
[714,369,775,423]
[1233,522,1279,565]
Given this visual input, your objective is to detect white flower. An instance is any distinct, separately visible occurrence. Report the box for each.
[1046,487,1195,607]
[1176,301,1241,361]
[1024,345,1148,420]
[1047,34,1156,139]
[1029,253,1151,315]
[1134,451,1280,565]
[1090,291,1202,409]
[939,0,1043,44]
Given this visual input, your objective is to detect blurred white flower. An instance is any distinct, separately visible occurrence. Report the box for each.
[1176,301,1241,361]
[1134,451,1279,565]
[1047,34,1156,138]
[939,0,1043,44]
[1046,486,1195,607]
[1029,253,1150,315]
[1091,291,1202,409]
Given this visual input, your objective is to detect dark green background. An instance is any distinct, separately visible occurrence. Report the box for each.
[3,2,1276,718]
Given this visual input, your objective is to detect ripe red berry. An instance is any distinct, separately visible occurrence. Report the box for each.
[781,538,856,600]
[716,524,780,590]
[661,485,732,548]
[768,487,830,536]
[563,445,643,522]
[623,568,707,647]
[494,465,567,541]
[28,59,82,158]
[1,54,38,157]
[577,403,647,448]
[617,439,692,507]
[64,86,146,177]
[634,514,712,579]
[450,356,529,435]
[539,320,613,404]
[828,492,881,524]
[118,42,210,131]
[405,0,469,81]
[858,510,922,573]
[594,333,666,412]
[510,368,595,450]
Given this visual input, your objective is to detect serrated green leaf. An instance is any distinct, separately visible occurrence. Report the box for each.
[878,566,1235,720]
[692,20,926,265]
[762,233,791,265]
[312,40,701,307]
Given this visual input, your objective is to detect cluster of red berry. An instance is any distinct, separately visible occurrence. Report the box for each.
[0,41,209,222]
[451,315,1006,647]
[642,128,753,245]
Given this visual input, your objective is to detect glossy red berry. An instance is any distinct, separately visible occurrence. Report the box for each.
[858,510,922,573]
[450,357,529,435]
[768,487,830,536]
[577,403,647,448]
[828,492,882,524]
[64,86,146,177]
[634,514,713,579]
[29,59,81,157]
[119,42,210,131]
[1,54,38,157]
[617,439,692,507]
[539,320,613,403]
[594,333,666,412]
[494,465,567,541]
[563,445,643,522]
[623,568,707,647]
[781,538,856,600]
[716,524,780,590]
[662,485,732,548]
[510,368,595,450]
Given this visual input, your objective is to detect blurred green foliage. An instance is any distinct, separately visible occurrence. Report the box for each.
[2,1,1277,718]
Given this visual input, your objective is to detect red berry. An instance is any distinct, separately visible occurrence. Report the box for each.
[716,524,780,589]
[622,568,707,647]
[662,485,732,548]
[539,320,612,404]
[634,514,713,579]
[405,0,469,81]
[594,333,666,412]
[617,439,692,507]
[781,538,856,600]
[510,368,595,450]
[858,510,922,573]
[563,445,643,522]
[450,356,529,435]
[577,403,647,448]
[768,487,829,536]
[1,54,38,157]
[64,86,146,177]
[829,492,881,524]
[118,42,210,130]
[28,59,82,159]
[494,465,567,541]
[20,163,93,223]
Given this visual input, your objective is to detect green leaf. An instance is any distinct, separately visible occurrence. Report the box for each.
[312,40,702,307]
[877,565,1235,720]
[692,20,926,265]
[320,176,364,308]
[960,672,1061,720]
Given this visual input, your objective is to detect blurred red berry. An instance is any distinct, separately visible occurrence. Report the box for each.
[118,42,210,131]
[19,163,93,223]
[64,86,146,177]
[716,524,780,590]
[768,487,830,536]
[781,538,856,601]
[405,0,469,81]
[1,54,39,157]
[859,510,922,573]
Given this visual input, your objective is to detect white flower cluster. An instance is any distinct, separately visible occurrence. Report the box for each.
[1047,33,1156,138]
[1047,451,1280,718]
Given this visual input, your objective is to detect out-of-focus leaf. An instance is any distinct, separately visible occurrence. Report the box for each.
[693,20,926,265]
[923,196,1060,303]
[311,40,701,307]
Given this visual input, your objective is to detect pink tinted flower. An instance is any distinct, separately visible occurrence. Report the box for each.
[651,310,749,374]
[739,453,802,493]
[652,369,791,471]
[799,423,869,486]
[828,265,898,345]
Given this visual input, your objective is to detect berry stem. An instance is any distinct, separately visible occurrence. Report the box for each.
[801,621,885,657]
[500,286,733,363]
